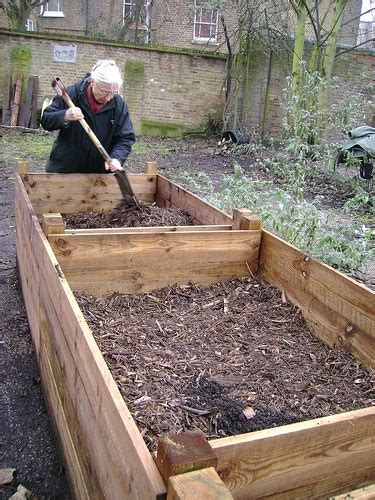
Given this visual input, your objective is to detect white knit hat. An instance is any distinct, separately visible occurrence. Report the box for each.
[90,60,123,87]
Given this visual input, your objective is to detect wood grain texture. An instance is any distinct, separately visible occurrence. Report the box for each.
[211,408,375,499]
[156,175,232,226]
[65,225,232,235]
[16,175,167,499]
[168,468,233,500]
[259,230,375,370]
[22,173,156,214]
[47,230,261,294]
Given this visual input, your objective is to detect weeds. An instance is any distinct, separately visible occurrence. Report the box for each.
[181,164,374,273]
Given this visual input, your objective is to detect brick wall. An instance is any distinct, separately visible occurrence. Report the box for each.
[0,30,373,138]
[0,31,226,134]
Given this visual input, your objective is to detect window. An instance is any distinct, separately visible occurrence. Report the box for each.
[123,0,133,19]
[193,0,219,42]
[25,19,34,31]
[40,0,64,17]
[123,0,148,23]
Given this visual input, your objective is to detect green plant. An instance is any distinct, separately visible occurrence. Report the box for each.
[283,64,326,158]
[179,164,373,274]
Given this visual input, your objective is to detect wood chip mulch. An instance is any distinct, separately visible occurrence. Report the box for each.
[65,202,195,229]
[75,276,375,451]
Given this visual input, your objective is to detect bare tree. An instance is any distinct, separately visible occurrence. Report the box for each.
[0,0,48,30]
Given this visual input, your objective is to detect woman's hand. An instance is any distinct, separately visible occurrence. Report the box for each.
[105,158,122,172]
[64,107,84,122]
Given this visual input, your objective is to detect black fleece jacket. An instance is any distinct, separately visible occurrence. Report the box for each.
[41,76,136,173]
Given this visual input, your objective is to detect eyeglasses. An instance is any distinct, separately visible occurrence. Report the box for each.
[93,82,119,97]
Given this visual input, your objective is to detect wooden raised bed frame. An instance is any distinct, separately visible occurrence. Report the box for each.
[15,162,375,499]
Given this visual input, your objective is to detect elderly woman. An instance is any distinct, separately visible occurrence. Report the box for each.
[41,59,135,173]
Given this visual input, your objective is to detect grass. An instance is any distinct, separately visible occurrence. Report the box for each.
[1,129,55,165]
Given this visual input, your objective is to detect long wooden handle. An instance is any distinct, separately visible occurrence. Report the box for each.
[52,78,112,163]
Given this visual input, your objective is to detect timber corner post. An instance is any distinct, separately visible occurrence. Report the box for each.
[145,161,158,175]
[41,213,65,237]
[17,161,30,175]
[232,208,262,231]
[155,430,233,499]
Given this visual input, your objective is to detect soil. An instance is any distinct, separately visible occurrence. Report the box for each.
[0,128,373,498]
[75,277,374,452]
[65,201,196,229]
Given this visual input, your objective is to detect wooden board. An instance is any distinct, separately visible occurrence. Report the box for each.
[16,172,375,499]
[211,408,375,499]
[65,225,232,235]
[156,175,232,226]
[47,230,261,295]
[15,175,167,499]
[1,73,11,125]
[29,76,39,129]
[21,173,156,214]
[10,75,22,127]
[259,230,375,370]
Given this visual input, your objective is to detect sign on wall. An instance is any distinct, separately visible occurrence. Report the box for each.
[53,45,77,63]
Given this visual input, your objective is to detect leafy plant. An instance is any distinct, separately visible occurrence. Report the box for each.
[180,164,374,273]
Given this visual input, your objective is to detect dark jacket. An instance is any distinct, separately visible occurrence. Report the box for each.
[41,76,136,173]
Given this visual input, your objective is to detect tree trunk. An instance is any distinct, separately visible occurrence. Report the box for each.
[317,0,348,129]
[291,1,308,94]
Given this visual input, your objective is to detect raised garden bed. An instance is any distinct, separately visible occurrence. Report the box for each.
[15,162,375,499]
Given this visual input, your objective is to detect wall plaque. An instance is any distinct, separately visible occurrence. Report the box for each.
[53,45,77,63]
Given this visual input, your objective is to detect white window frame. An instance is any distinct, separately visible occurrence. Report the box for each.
[123,0,133,20]
[193,0,219,43]
[122,0,148,25]
[40,0,64,18]
[25,19,34,31]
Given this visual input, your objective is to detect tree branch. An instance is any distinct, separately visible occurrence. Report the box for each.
[336,38,375,57]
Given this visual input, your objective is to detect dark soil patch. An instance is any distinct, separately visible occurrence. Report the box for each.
[0,158,70,499]
[65,202,196,229]
[75,276,374,452]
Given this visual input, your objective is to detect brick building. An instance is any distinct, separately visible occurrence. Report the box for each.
[0,0,366,51]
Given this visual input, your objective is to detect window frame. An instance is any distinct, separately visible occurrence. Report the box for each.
[25,19,34,31]
[40,0,64,18]
[122,0,150,32]
[193,0,219,43]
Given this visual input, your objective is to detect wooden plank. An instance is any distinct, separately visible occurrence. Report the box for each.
[47,230,261,294]
[10,74,23,127]
[2,73,11,125]
[331,484,375,499]
[22,173,156,214]
[24,77,35,128]
[15,176,42,353]
[156,430,218,482]
[29,76,39,129]
[168,468,233,499]
[210,408,375,499]
[232,209,262,230]
[39,301,95,499]
[65,225,232,235]
[37,236,167,499]
[259,230,375,370]
[156,175,232,226]
[17,103,27,127]
[41,213,65,236]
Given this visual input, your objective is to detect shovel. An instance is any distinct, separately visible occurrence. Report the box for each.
[52,77,140,210]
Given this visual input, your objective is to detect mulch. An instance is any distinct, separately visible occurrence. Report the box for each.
[65,201,196,229]
[75,276,374,452]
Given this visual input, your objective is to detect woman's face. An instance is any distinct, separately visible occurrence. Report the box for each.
[91,80,120,103]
